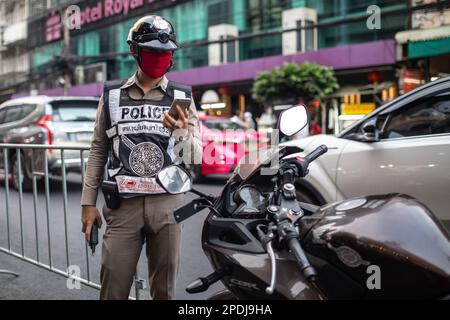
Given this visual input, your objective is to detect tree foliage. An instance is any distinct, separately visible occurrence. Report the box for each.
[252,62,339,105]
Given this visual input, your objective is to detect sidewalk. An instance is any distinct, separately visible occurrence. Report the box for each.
[0,251,99,300]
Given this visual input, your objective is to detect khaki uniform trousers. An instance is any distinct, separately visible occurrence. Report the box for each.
[99,193,185,300]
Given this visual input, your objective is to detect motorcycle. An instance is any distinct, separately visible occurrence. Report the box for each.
[157,105,450,300]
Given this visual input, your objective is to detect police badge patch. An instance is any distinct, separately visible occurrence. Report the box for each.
[121,136,164,177]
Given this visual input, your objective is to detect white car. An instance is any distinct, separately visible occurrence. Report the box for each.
[284,76,450,231]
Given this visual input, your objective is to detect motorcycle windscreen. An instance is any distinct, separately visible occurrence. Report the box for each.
[234,145,303,180]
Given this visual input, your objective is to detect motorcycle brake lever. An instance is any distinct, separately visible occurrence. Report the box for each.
[256,224,278,295]
[265,240,277,295]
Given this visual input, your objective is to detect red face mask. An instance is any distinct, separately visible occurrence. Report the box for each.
[138,49,173,78]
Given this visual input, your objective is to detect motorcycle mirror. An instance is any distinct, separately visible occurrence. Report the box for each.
[278,105,308,137]
[157,165,192,195]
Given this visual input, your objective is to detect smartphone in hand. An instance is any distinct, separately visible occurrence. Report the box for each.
[168,98,191,119]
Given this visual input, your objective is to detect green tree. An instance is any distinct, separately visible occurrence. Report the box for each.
[252,62,339,105]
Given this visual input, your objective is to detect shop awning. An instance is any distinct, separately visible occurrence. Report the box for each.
[396,25,450,59]
[408,37,450,58]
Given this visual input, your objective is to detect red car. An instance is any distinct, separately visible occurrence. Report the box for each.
[188,116,266,182]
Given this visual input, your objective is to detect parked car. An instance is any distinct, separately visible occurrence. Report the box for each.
[187,115,266,181]
[0,95,99,190]
[283,76,450,231]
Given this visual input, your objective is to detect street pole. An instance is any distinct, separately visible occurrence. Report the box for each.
[63,8,71,96]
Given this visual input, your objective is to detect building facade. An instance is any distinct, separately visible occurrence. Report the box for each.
[1,0,450,131]
[0,0,30,100]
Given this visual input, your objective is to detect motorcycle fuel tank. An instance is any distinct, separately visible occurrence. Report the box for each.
[300,194,450,299]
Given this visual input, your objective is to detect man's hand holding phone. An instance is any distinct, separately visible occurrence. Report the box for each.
[162,99,190,138]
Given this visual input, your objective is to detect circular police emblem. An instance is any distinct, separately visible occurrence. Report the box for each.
[129,142,164,177]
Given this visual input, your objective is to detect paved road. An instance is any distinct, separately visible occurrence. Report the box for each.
[0,173,226,300]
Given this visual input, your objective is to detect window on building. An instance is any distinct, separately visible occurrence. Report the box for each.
[305,20,315,51]
[220,35,224,64]
[99,25,117,54]
[226,36,236,63]
[247,0,289,32]
[208,1,231,26]
[296,20,302,52]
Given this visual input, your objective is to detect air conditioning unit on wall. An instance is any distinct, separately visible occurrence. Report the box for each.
[282,7,318,55]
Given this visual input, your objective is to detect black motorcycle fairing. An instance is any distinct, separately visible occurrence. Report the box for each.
[301,194,450,299]
[202,246,287,300]
[202,239,323,300]
[306,254,366,299]
[204,217,266,254]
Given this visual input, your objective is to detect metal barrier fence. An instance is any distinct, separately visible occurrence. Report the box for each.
[0,143,142,299]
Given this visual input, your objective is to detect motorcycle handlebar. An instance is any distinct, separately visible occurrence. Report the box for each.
[304,145,328,164]
[286,237,317,282]
[283,144,328,178]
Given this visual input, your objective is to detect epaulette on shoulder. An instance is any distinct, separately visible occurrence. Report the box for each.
[103,79,128,91]
[167,80,192,93]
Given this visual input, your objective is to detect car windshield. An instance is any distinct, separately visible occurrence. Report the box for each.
[51,100,98,121]
[202,119,244,130]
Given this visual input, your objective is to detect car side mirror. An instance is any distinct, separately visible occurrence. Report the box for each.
[360,118,379,142]
[157,165,192,194]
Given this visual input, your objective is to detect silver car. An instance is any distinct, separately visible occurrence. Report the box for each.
[0,95,98,190]
[284,76,450,231]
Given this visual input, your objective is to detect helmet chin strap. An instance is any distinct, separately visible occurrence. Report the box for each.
[166,60,174,73]
[130,43,141,63]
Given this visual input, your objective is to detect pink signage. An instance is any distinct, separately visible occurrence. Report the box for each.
[45,0,145,42]
[46,14,62,42]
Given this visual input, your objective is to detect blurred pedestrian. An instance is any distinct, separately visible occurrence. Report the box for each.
[231,109,249,129]
[244,112,255,129]
[308,106,322,135]
[310,121,322,135]
[81,15,201,300]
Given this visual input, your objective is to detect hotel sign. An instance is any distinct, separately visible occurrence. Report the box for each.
[46,0,145,42]
[37,0,184,45]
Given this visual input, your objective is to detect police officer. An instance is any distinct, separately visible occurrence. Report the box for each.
[81,15,202,300]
